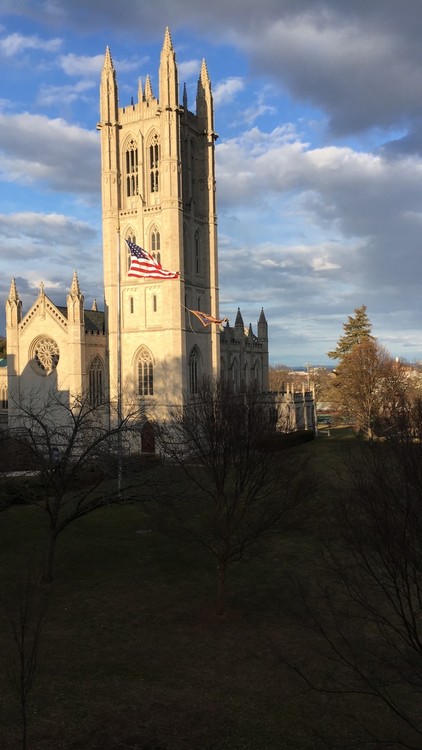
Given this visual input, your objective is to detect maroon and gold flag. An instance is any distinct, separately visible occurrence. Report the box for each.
[189,310,228,327]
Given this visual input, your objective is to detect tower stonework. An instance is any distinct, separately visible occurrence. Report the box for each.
[98,28,219,417]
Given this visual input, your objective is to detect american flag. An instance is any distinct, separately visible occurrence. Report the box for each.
[126,240,179,279]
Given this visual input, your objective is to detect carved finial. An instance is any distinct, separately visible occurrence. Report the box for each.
[138,77,143,101]
[200,58,210,87]
[39,281,45,296]
[144,74,154,101]
[70,270,80,296]
[163,26,173,52]
[91,298,98,312]
[103,46,114,71]
[8,277,19,301]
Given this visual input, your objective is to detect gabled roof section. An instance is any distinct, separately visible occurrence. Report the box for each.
[84,309,105,333]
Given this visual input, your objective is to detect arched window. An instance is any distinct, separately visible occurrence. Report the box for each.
[194,230,201,274]
[149,133,160,193]
[220,357,226,383]
[152,295,157,312]
[125,140,138,197]
[232,358,240,394]
[89,356,105,406]
[189,347,201,395]
[126,231,136,272]
[151,227,161,264]
[137,347,154,396]
[254,359,261,390]
[130,297,134,314]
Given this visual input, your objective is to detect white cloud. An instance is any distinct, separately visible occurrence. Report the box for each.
[0,112,99,194]
[0,32,61,57]
[213,77,244,106]
[37,80,95,107]
[178,59,200,81]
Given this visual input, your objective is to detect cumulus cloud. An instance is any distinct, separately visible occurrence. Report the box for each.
[213,77,244,106]
[0,112,99,195]
[0,31,61,57]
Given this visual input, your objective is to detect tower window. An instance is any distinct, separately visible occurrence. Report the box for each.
[189,348,200,395]
[125,140,138,197]
[195,231,201,274]
[130,296,134,314]
[138,348,154,396]
[149,134,160,193]
[151,228,161,264]
[153,295,157,312]
[89,355,105,406]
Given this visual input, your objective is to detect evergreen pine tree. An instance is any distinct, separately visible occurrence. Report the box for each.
[328,305,373,360]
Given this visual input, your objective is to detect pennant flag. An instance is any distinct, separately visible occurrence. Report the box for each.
[188,309,228,327]
[126,240,179,279]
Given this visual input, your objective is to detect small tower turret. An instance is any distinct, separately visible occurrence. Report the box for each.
[258,308,268,341]
[235,307,244,334]
[6,277,22,328]
[144,74,154,102]
[67,270,84,325]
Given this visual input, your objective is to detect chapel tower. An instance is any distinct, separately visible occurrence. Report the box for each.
[98,28,219,416]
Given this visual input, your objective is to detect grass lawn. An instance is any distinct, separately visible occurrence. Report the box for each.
[0,430,404,749]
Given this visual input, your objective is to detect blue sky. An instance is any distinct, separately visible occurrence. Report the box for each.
[1,1,422,366]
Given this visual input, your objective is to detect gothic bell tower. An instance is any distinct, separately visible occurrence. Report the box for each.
[98,28,219,416]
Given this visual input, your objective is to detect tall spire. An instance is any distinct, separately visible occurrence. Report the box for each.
[99,45,118,124]
[196,58,214,132]
[159,25,178,108]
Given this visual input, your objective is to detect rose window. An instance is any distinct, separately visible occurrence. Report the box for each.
[33,337,60,375]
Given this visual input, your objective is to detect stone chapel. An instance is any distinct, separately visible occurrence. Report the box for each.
[2,29,274,436]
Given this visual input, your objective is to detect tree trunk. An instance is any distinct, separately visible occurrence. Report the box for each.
[216,563,227,616]
[43,529,57,583]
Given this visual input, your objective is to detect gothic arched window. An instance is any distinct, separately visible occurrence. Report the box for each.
[151,227,161,264]
[126,231,136,272]
[149,134,160,193]
[125,140,138,197]
[232,357,240,394]
[1,387,7,410]
[194,230,201,275]
[89,355,105,406]
[137,347,154,396]
[189,347,201,395]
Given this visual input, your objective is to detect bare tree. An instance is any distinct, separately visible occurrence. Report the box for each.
[287,401,422,747]
[4,389,151,582]
[2,575,47,750]
[157,378,314,615]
